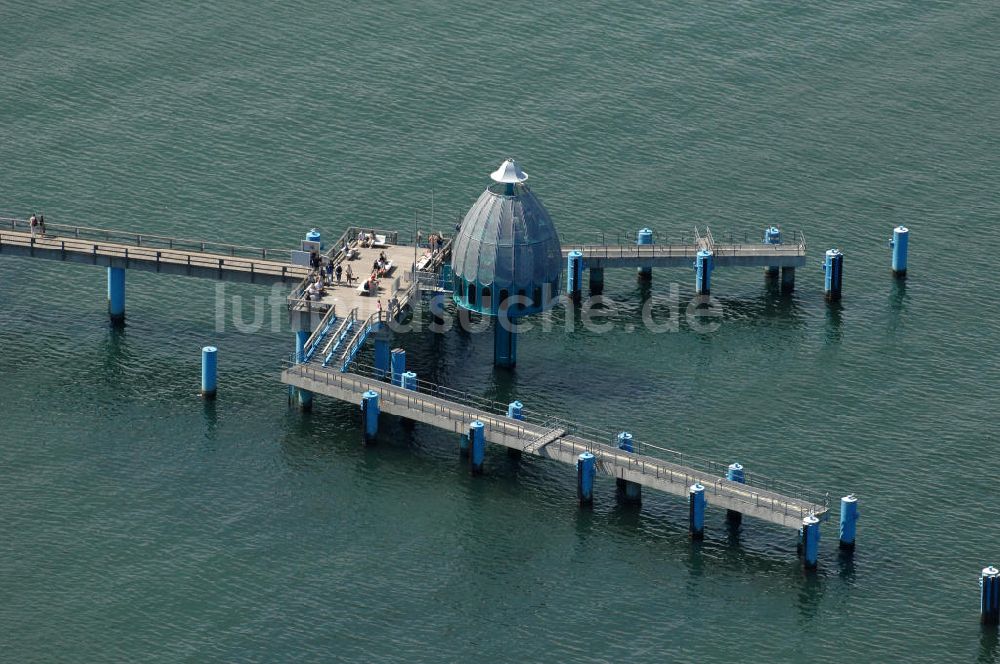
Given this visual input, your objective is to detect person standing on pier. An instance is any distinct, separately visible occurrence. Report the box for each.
[346,264,354,285]
[29,214,37,237]
[377,299,383,320]
[38,214,46,236]
[335,263,343,284]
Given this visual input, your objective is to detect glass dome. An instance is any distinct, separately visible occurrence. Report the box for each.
[451,159,563,317]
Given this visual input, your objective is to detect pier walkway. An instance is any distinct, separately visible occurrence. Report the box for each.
[281,361,829,529]
[562,228,807,269]
[0,217,307,285]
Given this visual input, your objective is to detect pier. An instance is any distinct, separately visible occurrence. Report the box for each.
[562,227,807,270]
[1,217,307,285]
[282,361,829,529]
[1,156,851,566]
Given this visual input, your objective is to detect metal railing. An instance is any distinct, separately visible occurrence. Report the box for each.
[301,305,340,363]
[564,242,704,260]
[338,312,382,372]
[0,230,305,279]
[0,215,290,260]
[335,362,827,513]
[285,361,532,441]
[349,362,529,417]
[324,225,402,258]
[563,228,807,260]
[283,361,828,517]
[320,310,359,367]
[544,434,826,518]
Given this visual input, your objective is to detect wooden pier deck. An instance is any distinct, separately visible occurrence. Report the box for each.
[281,362,829,529]
[0,219,307,285]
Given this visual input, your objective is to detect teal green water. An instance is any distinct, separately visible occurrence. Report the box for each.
[3,2,1000,661]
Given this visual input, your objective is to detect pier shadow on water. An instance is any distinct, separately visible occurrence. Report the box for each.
[836,548,857,585]
[979,625,999,664]
[796,568,825,628]
[201,398,219,442]
[824,300,844,344]
[887,278,908,336]
[100,325,133,383]
[712,289,806,330]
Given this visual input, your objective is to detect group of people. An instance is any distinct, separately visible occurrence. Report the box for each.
[427,233,444,253]
[303,253,356,301]
[28,213,46,237]
[416,231,446,253]
[304,273,326,301]
[372,251,391,278]
[357,229,379,248]
[375,295,400,320]
[361,251,393,296]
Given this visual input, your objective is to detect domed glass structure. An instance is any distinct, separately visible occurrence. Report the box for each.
[451,159,563,317]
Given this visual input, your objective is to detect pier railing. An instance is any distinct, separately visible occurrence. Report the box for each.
[338,362,827,512]
[564,229,807,259]
[283,361,829,518]
[0,216,290,261]
[0,229,305,280]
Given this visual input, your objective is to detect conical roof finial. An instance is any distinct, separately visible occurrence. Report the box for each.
[490,158,529,184]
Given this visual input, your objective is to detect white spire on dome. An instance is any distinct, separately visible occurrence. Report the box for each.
[490,158,529,184]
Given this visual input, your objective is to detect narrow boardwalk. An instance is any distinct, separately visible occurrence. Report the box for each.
[282,362,829,529]
[562,229,807,269]
[0,219,307,285]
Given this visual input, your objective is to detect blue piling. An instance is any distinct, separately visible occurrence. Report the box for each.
[695,250,714,295]
[589,267,604,296]
[637,228,653,281]
[726,463,745,524]
[567,250,584,302]
[981,566,1000,625]
[506,401,525,457]
[294,329,312,410]
[107,266,125,325]
[764,226,782,277]
[361,390,379,441]
[469,421,485,474]
[402,371,416,390]
[494,319,517,368]
[824,249,844,301]
[306,228,322,249]
[390,348,406,386]
[616,432,641,504]
[839,494,859,550]
[891,226,909,277]
[689,483,706,540]
[802,515,821,569]
[201,346,218,399]
[577,452,596,504]
[295,329,309,363]
[374,333,390,379]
